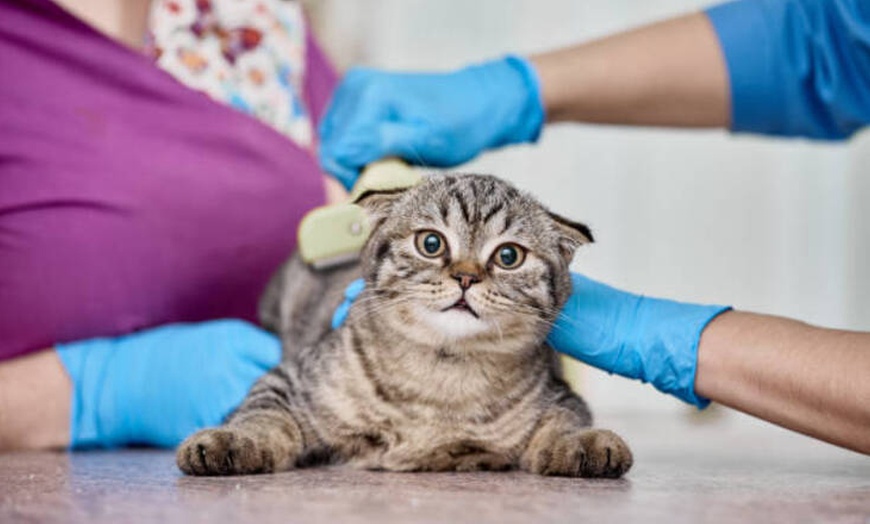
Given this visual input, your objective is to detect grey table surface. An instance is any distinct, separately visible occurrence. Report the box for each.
[1,411,868,524]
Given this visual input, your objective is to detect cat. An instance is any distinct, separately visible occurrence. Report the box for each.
[176,173,632,477]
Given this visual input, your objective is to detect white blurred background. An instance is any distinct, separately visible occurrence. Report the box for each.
[306,0,870,417]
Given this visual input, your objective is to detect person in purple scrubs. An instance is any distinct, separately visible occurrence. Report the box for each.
[0,0,345,450]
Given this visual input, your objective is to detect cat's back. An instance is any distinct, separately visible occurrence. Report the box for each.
[258,252,361,358]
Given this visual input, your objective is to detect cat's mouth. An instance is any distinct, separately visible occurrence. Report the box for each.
[443,297,479,318]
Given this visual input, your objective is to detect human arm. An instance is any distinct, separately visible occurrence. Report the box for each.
[316,10,726,184]
[536,0,870,138]
[696,310,870,455]
[0,320,281,451]
[320,0,870,184]
[530,12,729,128]
[0,351,71,450]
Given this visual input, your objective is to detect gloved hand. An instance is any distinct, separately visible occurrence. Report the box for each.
[546,274,731,408]
[319,55,545,189]
[56,319,281,449]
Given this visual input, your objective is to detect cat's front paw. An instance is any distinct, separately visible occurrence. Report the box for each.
[176,428,275,476]
[523,429,632,478]
[577,429,632,478]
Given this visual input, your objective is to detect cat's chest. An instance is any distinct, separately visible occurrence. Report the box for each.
[314,340,546,466]
[323,376,543,468]
[340,405,540,472]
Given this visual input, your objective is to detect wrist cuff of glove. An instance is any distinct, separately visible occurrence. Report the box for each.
[56,338,125,449]
[502,55,545,144]
[644,303,731,408]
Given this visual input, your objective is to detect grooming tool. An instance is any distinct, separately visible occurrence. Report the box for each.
[298,158,422,269]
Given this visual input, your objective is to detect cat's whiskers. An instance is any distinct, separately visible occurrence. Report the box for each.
[490,317,506,345]
[509,304,587,341]
[355,290,467,322]
[351,283,476,321]
[356,296,415,317]
[506,302,579,338]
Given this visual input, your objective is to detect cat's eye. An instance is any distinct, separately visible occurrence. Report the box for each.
[492,243,526,269]
[415,230,447,258]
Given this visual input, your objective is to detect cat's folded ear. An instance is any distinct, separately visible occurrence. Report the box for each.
[548,212,594,260]
[354,189,405,223]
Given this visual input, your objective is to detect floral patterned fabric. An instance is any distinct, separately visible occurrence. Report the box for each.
[147,0,313,148]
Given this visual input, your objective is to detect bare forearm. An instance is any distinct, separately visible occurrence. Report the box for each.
[696,311,870,455]
[530,12,729,128]
[0,350,71,451]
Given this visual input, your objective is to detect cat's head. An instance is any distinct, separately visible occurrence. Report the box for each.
[356,174,592,351]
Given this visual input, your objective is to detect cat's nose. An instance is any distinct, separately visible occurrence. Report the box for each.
[451,271,481,290]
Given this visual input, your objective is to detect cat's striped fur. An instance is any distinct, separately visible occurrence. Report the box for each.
[177,174,632,477]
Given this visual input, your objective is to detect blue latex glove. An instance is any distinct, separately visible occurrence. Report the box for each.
[319,55,545,189]
[56,319,281,449]
[331,278,365,329]
[547,274,731,408]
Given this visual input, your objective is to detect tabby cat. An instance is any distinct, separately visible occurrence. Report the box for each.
[177,174,632,477]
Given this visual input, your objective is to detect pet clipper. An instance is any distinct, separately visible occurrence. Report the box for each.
[297,158,422,269]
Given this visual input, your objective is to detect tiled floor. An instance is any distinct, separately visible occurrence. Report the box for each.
[1,411,868,523]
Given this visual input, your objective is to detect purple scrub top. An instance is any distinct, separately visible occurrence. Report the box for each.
[0,0,336,360]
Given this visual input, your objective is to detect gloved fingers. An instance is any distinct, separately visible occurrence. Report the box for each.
[331,299,352,330]
[318,67,372,141]
[156,321,280,446]
[200,319,281,370]
[332,278,365,328]
[319,104,389,188]
[319,129,383,188]
[318,152,361,191]
[344,278,365,299]
[545,273,640,372]
[55,320,282,449]
[319,66,385,145]
[321,68,433,184]
[331,278,366,329]
[375,120,457,167]
[141,320,281,371]
[320,118,439,188]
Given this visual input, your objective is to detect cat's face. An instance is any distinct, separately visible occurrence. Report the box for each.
[358,174,592,350]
